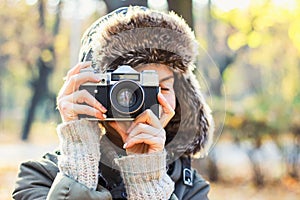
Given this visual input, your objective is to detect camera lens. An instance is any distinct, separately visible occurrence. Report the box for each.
[110,80,144,115]
[116,88,136,107]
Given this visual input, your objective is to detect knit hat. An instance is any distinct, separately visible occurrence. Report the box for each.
[78,6,214,158]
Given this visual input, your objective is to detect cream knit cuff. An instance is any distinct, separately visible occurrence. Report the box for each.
[115,151,175,200]
[57,119,101,190]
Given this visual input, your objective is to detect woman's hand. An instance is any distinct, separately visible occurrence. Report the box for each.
[56,62,107,122]
[109,93,175,154]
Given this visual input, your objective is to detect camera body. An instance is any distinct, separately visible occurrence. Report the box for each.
[79,65,160,121]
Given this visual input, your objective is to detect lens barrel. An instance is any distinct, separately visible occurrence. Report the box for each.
[110,80,144,115]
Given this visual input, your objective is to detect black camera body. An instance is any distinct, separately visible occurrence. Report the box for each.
[79,65,160,121]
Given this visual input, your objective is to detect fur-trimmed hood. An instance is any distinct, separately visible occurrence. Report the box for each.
[78,6,214,157]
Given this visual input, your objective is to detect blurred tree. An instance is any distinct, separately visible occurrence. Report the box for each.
[167,0,193,28]
[0,54,8,122]
[22,0,62,140]
[202,0,300,185]
[102,0,193,28]
[290,124,300,180]
[205,0,249,96]
[0,3,42,129]
[225,112,280,186]
[103,0,148,13]
[221,0,300,132]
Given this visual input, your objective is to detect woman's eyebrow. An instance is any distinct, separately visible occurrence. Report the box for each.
[159,75,174,83]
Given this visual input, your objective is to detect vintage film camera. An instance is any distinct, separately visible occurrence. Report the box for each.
[79,65,160,121]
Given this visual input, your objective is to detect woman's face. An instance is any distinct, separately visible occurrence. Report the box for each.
[135,63,176,110]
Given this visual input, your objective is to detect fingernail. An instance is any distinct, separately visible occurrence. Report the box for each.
[123,143,128,149]
[102,114,107,119]
[96,112,103,119]
[101,106,107,112]
[96,103,107,113]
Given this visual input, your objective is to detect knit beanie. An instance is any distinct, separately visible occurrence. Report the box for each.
[78,6,214,158]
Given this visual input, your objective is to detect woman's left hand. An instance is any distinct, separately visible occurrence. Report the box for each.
[109,93,175,154]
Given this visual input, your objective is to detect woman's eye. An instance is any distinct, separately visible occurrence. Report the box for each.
[161,87,170,91]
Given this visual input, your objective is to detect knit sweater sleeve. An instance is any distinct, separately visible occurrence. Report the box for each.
[57,119,101,190]
[115,151,175,200]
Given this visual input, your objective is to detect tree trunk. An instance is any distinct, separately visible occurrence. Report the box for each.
[167,0,193,28]
[21,0,62,140]
[206,0,247,96]
[22,57,52,139]
[0,50,10,125]
[289,126,300,179]
[103,0,148,13]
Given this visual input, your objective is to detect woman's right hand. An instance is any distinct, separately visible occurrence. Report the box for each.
[56,61,107,122]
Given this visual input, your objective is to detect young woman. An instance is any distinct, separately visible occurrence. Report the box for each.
[13,6,214,200]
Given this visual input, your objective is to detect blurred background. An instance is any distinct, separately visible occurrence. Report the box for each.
[0,0,299,199]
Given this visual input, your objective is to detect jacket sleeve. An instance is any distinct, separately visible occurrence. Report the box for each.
[13,159,56,200]
[12,159,112,200]
[47,173,112,200]
[172,169,210,200]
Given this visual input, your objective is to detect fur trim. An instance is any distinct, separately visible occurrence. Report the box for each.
[78,6,214,156]
[165,69,214,157]
[80,6,198,72]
